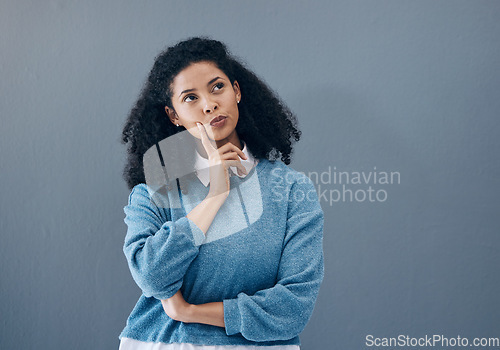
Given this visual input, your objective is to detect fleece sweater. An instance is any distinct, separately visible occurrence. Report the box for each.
[119,158,325,347]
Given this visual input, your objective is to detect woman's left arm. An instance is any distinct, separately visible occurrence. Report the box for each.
[165,174,325,341]
[161,291,225,328]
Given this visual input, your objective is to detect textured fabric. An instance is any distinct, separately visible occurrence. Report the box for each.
[193,140,257,187]
[119,337,300,350]
[119,158,325,347]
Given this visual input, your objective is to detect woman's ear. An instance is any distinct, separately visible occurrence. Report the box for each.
[233,81,241,103]
[165,106,181,126]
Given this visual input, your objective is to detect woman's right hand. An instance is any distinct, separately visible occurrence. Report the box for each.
[196,122,248,200]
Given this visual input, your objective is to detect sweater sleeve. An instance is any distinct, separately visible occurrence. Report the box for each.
[223,175,325,342]
[122,184,206,300]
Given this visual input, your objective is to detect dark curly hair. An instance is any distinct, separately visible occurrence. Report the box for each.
[121,37,301,191]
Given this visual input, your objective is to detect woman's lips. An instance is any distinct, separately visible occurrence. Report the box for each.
[210,116,227,128]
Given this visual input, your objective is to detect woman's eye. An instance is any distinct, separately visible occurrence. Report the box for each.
[213,82,224,91]
[184,95,197,102]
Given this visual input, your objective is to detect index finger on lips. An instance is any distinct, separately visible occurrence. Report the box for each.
[196,122,216,153]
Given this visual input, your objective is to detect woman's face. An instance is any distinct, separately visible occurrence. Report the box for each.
[165,61,242,147]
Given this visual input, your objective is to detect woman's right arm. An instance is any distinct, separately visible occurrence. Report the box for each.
[123,122,247,300]
[186,122,247,233]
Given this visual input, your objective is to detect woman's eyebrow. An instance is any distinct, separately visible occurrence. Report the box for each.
[179,88,195,97]
[207,76,222,85]
[178,77,223,97]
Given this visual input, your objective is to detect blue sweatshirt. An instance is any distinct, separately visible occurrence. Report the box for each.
[119,158,325,347]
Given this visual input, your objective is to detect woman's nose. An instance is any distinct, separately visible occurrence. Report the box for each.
[204,100,218,114]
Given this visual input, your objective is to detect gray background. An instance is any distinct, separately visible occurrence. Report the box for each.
[1,1,499,349]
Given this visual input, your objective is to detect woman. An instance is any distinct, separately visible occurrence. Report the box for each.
[119,37,324,349]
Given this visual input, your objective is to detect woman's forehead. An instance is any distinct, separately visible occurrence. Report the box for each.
[172,61,228,92]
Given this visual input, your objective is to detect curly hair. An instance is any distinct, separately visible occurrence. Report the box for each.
[121,37,301,191]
